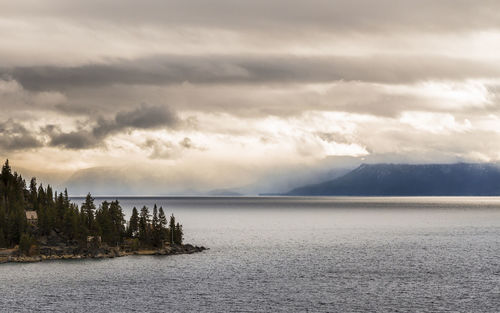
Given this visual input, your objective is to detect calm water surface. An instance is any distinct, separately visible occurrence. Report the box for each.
[1,197,500,312]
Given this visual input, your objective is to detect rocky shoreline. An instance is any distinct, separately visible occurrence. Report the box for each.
[0,244,207,264]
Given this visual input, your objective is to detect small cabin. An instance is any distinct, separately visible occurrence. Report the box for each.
[25,210,38,225]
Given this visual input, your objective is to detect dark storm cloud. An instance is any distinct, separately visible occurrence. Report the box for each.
[3,0,500,34]
[48,104,179,149]
[5,54,500,91]
[49,131,98,150]
[0,120,43,151]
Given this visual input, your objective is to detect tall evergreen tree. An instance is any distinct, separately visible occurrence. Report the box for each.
[138,206,151,245]
[29,177,37,210]
[95,201,112,243]
[169,214,176,244]
[151,204,161,247]
[63,189,70,207]
[81,193,96,231]
[128,207,139,237]
[158,206,167,240]
[1,159,11,187]
[174,222,183,245]
[109,200,125,245]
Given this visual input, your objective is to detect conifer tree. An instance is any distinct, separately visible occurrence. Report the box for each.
[109,200,125,245]
[138,206,151,245]
[29,177,37,210]
[62,208,75,240]
[46,185,54,205]
[7,209,25,246]
[1,159,11,187]
[128,207,139,237]
[81,193,96,231]
[169,214,176,244]
[174,222,183,245]
[96,201,113,244]
[152,204,159,246]
[63,189,70,207]
[158,206,167,239]
[37,185,46,208]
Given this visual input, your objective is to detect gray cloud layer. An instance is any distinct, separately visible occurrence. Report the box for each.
[5,54,500,92]
[3,0,500,33]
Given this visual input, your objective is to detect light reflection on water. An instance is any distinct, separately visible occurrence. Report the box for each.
[1,197,500,312]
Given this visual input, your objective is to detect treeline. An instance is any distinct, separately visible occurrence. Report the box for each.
[0,160,183,250]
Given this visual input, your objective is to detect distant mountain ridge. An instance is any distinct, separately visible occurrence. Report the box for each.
[286,163,500,196]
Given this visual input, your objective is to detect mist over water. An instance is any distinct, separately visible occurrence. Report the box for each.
[2,197,500,312]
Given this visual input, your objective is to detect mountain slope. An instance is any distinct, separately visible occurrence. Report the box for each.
[286,163,500,196]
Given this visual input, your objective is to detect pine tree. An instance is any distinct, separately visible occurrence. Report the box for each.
[109,200,125,245]
[62,208,75,240]
[81,193,96,231]
[55,192,65,226]
[7,209,25,246]
[37,185,46,208]
[29,177,37,210]
[158,206,167,240]
[174,223,183,244]
[96,201,113,244]
[169,214,176,244]
[152,204,161,247]
[63,189,70,207]
[1,159,11,187]
[138,206,151,245]
[46,185,54,206]
[128,207,139,237]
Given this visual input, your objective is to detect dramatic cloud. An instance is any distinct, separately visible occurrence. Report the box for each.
[2,1,500,194]
[47,104,179,149]
[0,120,43,151]
[48,130,97,150]
[5,55,500,91]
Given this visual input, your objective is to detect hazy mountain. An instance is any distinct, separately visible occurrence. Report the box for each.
[287,163,500,196]
[59,156,361,196]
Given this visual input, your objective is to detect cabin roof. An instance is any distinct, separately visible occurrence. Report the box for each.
[25,210,38,220]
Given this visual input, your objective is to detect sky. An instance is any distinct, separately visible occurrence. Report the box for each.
[2,0,500,195]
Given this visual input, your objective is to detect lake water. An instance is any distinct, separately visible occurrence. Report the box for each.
[1,197,500,312]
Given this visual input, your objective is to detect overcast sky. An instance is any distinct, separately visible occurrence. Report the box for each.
[2,0,500,194]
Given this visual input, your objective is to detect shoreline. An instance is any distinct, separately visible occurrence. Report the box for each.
[0,244,207,264]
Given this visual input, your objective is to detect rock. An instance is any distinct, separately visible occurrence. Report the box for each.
[0,242,207,264]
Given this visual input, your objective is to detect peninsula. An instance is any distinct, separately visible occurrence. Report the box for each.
[0,160,206,264]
